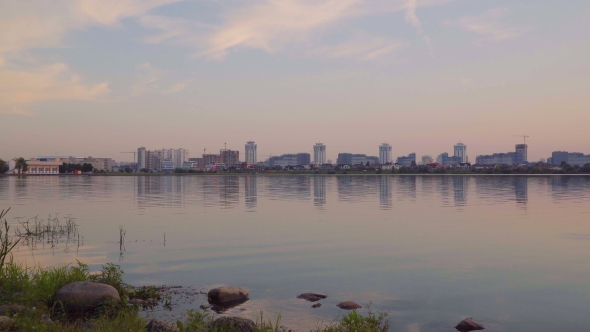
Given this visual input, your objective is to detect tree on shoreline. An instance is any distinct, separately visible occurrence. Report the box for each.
[13,157,28,174]
[0,159,7,174]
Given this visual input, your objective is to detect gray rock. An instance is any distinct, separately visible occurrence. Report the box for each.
[53,281,120,312]
[297,293,327,302]
[0,316,13,328]
[209,317,256,332]
[336,301,362,310]
[146,319,178,332]
[208,286,249,307]
[312,303,322,308]
[199,304,211,310]
[455,318,485,331]
[0,304,25,315]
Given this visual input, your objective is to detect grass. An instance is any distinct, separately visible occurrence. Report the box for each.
[0,208,391,331]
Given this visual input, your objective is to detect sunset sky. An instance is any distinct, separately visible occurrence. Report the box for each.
[1,0,589,162]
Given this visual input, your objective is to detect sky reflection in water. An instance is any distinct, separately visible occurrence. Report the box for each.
[1,175,590,331]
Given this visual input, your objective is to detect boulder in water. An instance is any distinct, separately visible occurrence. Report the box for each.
[208,286,249,307]
[297,293,327,302]
[455,318,484,331]
[337,301,362,310]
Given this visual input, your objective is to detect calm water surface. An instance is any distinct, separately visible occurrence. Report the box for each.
[2,175,590,331]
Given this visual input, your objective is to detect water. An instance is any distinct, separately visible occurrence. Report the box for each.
[1,175,590,331]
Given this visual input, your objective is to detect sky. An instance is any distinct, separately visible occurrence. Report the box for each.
[1,0,589,163]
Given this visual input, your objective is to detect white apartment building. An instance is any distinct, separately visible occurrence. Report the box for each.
[454,143,468,163]
[379,143,392,164]
[245,141,257,164]
[313,143,326,165]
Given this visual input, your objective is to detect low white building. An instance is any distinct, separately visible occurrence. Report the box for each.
[7,158,61,175]
[381,163,402,171]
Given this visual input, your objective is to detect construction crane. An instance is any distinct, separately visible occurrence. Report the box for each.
[513,135,530,144]
[120,151,136,171]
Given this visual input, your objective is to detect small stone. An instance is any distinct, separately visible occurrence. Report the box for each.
[129,299,146,305]
[336,301,362,310]
[146,319,178,332]
[455,318,485,331]
[297,293,327,302]
[199,304,211,310]
[312,303,322,308]
[0,316,13,328]
[209,317,256,332]
[208,286,249,307]
[0,304,25,315]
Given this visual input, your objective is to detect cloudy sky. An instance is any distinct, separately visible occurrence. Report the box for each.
[1,0,589,162]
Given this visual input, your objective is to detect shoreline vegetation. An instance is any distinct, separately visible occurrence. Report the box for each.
[0,208,396,332]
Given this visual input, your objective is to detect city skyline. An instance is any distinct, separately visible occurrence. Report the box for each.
[1,1,589,162]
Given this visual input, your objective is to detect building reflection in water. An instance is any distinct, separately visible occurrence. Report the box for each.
[453,176,469,207]
[266,176,311,201]
[220,176,239,209]
[395,176,417,201]
[512,176,528,207]
[245,176,257,209]
[137,176,183,208]
[313,176,327,208]
[379,176,392,210]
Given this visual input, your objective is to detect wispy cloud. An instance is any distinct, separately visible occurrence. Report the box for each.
[165,79,194,94]
[446,7,525,41]
[0,0,181,112]
[0,107,34,117]
[0,63,108,114]
[306,34,405,61]
[404,0,434,55]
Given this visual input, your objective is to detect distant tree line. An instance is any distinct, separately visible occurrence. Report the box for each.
[59,163,94,173]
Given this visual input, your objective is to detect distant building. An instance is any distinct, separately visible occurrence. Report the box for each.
[454,143,468,163]
[550,151,569,165]
[550,151,590,166]
[245,141,257,164]
[221,149,239,167]
[162,160,175,172]
[337,153,375,165]
[396,153,416,167]
[515,144,528,164]
[476,144,529,165]
[367,156,380,164]
[268,153,310,167]
[421,155,433,165]
[8,158,61,175]
[174,149,189,169]
[379,143,392,164]
[314,143,326,165]
[437,152,462,166]
[137,147,147,170]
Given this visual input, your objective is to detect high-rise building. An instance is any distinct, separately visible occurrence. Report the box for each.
[515,144,528,164]
[221,150,240,167]
[396,153,416,167]
[379,143,392,164]
[173,148,189,169]
[137,147,146,170]
[421,155,433,165]
[245,141,257,164]
[454,143,467,163]
[314,143,326,165]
